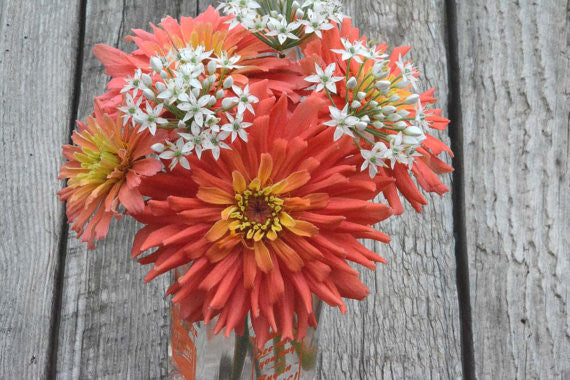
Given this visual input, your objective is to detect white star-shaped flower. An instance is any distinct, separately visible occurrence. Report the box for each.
[118,93,142,126]
[304,63,343,93]
[324,104,359,141]
[134,103,168,135]
[221,113,252,142]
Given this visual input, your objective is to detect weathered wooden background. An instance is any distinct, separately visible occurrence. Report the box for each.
[0,0,567,378]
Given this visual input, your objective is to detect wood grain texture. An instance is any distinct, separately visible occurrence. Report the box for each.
[456,0,570,378]
[0,0,81,378]
[55,1,198,378]
[315,1,462,379]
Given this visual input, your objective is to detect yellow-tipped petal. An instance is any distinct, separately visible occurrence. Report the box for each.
[253,229,265,242]
[248,177,261,191]
[258,153,273,186]
[286,220,319,237]
[279,212,296,228]
[197,187,234,205]
[254,241,273,272]
[232,171,247,193]
[221,206,238,220]
[271,170,310,194]
[266,229,278,241]
[205,220,229,242]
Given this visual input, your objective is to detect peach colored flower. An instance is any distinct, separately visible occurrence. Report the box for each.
[131,82,393,344]
[93,6,306,115]
[58,103,162,248]
[301,18,453,214]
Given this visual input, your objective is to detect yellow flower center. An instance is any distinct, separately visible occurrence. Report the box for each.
[227,181,292,242]
[70,119,129,188]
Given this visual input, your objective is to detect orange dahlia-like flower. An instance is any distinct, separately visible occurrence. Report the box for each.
[58,103,162,248]
[131,82,393,344]
[93,6,306,115]
[301,19,453,214]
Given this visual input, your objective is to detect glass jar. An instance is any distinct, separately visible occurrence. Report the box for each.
[168,300,321,379]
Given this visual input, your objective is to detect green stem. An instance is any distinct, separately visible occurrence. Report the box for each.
[231,318,250,380]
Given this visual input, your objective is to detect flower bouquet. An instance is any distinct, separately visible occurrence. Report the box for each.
[58,1,452,378]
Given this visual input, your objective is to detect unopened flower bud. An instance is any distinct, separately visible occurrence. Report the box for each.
[398,109,410,117]
[395,80,410,89]
[150,57,163,72]
[382,105,396,114]
[403,135,419,145]
[387,113,402,122]
[369,100,378,108]
[393,121,408,130]
[351,100,362,109]
[346,77,357,89]
[207,60,217,74]
[160,70,169,80]
[356,121,368,130]
[376,71,389,80]
[222,98,234,108]
[155,82,166,92]
[191,88,200,97]
[375,80,391,89]
[371,121,384,128]
[151,143,166,152]
[404,94,420,105]
[292,1,300,10]
[404,126,423,136]
[143,88,155,100]
[295,9,305,18]
[223,76,234,89]
[361,115,370,123]
[216,89,225,99]
[142,73,153,87]
[207,96,217,107]
[357,92,366,100]
[388,94,400,102]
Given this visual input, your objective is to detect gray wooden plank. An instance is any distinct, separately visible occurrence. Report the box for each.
[55,1,198,378]
[0,0,81,378]
[456,1,570,378]
[315,1,462,379]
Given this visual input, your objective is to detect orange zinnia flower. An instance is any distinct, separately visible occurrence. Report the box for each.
[301,19,453,214]
[131,82,393,344]
[93,6,306,115]
[58,103,162,248]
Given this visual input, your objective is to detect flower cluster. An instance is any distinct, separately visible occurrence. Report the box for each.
[58,6,452,344]
[117,45,260,170]
[218,0,344,51]
[301,18,452,213]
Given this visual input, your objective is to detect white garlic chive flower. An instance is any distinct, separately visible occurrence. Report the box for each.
[119,42,263,169]
[332,38,367,63]
[360,142,389,178]
[218,0,345,50]
[118,93,142,126]
[395,54,419,90]
[158,139,193,170]
[212,52,243,70]
[222,113,252,142]
[177,93,214,126]
[229,85,259,114]
[305,63,343,93]
[134,103,168,135]
[324,104,359,141]
[121,69,146,97]
[266,18,301,45]
[316,43,435,176]
[204,131,231,160]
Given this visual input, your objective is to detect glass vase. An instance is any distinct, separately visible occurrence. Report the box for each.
[168,300,321,380]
